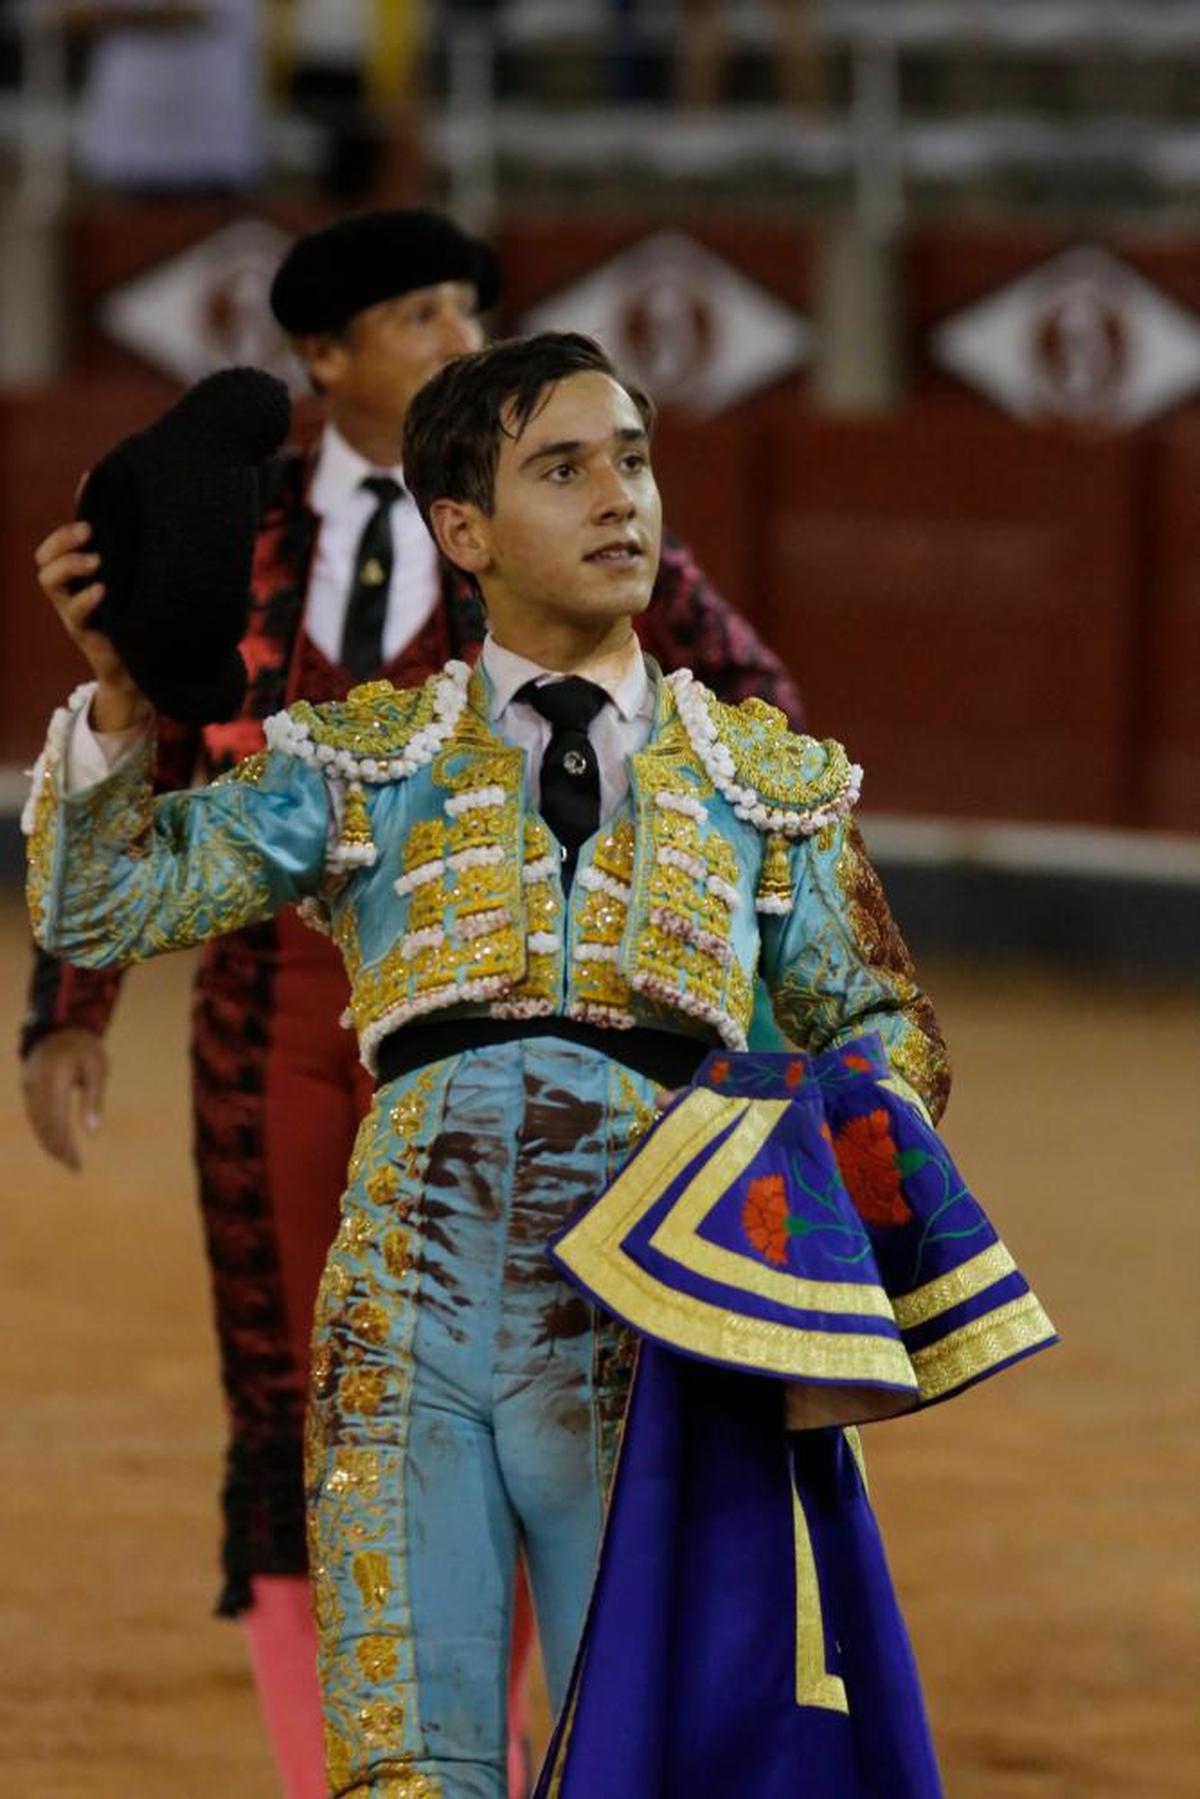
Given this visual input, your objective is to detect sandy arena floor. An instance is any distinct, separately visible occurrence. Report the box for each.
[1,888,1196,1797]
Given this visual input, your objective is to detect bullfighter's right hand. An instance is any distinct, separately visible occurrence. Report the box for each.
[36,519,149,732]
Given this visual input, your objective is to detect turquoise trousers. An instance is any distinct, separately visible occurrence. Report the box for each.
[306,1039,651,1797]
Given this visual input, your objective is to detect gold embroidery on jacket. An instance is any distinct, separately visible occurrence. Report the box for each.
[625,721,750,1044]
[833,821,950,1120]
[572,819,637,1015]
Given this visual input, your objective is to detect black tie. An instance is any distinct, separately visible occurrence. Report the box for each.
[518,676,610,889]
[341,474,403,681]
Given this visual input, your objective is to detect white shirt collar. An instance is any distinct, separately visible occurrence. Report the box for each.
[481,632,653,725]
[309,422,405,518]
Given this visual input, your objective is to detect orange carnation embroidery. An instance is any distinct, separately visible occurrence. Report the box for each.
[708,1057,732,1086]
[784,1059,805,1089]
[842,1053,874,1073]
[833,1110,913,1227]
[741,1173,791,1266]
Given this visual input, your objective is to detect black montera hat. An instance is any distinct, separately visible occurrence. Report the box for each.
[80,367,291,724]
[269,207,502,335]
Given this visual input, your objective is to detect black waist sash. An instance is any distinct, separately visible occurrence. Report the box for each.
[374,1016,708,1090]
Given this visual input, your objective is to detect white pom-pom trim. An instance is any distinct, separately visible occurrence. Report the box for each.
[445,784,507,817]
[577,866,632,904]
[265,660,469,785]
[523,855,559,885]
[357,967,509,1072]
[655,788,708,822]
[707,874,741,909]
[456,907,510,941]
[628,967,747,1050]
[566,1002,638,1030]
[447,844,504,872]
[394,859,445,895]
[329,840,378,872]
[668,668,862,837]
[657,844,709,883]
[399,926,446,960]
[648,907,732,964]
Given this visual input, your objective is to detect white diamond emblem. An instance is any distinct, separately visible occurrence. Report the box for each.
[99,218,302,389]
[931,245,1200,427]
[523,232,811,416]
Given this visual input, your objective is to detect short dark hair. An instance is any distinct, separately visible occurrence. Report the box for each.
[402,331,655,530]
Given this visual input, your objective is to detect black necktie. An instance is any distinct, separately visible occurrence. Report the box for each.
[341,474,403,680]
[518,676,610,889]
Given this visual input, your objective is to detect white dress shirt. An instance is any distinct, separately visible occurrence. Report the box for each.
[480,633,656,826]
[304,423,441,668]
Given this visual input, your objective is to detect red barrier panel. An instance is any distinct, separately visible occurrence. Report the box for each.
[645,407,769,629]
[757,399,1141,825]
[1144,416,1200,833]
[0,377,177,765]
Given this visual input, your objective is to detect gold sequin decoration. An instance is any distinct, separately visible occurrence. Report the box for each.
[228,748,269,786]
[31,736,288,965]
[339,782,375,854]
[366,1165,400,1207]
[341,1209,374,1253]
[332,901,364,982]
[757,832,794,907]
[401,818,445,874]
[389,1083,429,1142]
[339,1367,388,1416]
[348,1300,390,1346]
[351,1548,393,1613]
[358,1700,407,1744]
[434,674,525,796]
[356,1636,400,1682]
[24,764,59,946]
[290,676,438,761]
[832,820,951,1121]
[705,687,857,820]
[383,1228,413,1280]
[343,1763,441,1798]
[311,1345,335,1398]
[614,1070,658,1152]
[347,1100,382,1186]
[621,748,753,1039]
[591,819,636,884]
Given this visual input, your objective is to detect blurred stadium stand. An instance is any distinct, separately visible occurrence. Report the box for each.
[2,0,1199,979]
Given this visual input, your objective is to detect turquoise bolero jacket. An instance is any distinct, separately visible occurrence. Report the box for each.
[25,660,949,1120]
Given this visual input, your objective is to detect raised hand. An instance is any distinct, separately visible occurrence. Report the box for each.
[35,519,148,730]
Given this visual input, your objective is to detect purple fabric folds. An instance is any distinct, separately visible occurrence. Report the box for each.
[553,1034,1057,1423]
[535,1346,943,1798]
[535,1035,1057,1796]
